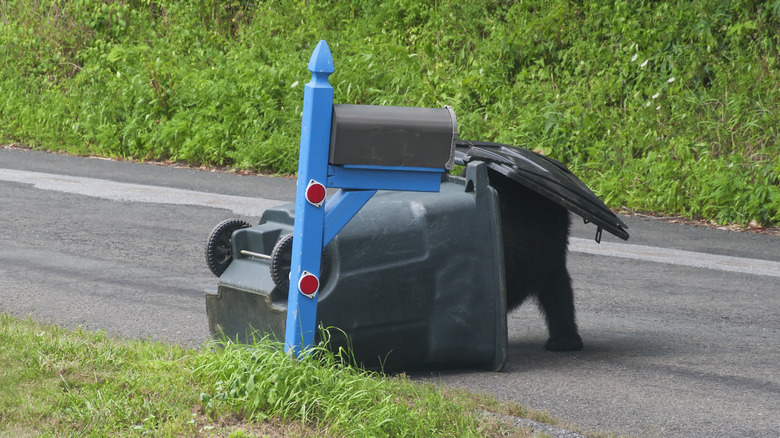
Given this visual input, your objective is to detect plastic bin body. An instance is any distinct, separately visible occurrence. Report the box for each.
[206,162,507,370]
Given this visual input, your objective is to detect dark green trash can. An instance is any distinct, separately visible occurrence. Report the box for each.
[206,161,507,371]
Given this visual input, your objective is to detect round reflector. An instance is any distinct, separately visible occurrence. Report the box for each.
[305,180,326,207]
[298,271,320,298]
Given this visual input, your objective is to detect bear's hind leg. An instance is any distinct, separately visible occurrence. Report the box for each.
[537,267,583,351]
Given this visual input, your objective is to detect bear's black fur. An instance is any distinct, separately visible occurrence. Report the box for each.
[488,170,584,351]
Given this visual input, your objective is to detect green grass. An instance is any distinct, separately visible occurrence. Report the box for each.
[1,313,544,437]
[1,0,778,225]
[0,314,202,436]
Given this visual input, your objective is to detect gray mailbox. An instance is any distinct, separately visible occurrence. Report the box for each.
[329,104,457,170]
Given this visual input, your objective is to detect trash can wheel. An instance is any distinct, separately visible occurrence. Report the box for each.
[270,233,329,294]
[206,219,252,277]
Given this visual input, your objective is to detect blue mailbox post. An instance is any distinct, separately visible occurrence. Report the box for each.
[284,40,335,357]
[285,40,457,357]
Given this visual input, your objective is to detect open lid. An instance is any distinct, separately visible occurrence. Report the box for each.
[454,139,629,242]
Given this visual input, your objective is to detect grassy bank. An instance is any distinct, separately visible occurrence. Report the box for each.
[1,0,778,225]
[1,313,547,437]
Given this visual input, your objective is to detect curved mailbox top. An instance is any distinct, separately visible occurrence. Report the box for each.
[329,104,457,170]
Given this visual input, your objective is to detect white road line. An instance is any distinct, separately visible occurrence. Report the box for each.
[3,168,779,278]
[569,237,780,278]
[0,168,286,217]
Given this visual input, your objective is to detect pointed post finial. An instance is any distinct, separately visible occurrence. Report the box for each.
[308,40,335,74]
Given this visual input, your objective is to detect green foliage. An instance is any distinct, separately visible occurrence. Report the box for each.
[193,333,488,436]
[0,314,514,436]
[1,0,778,225]
[0,313,202,436]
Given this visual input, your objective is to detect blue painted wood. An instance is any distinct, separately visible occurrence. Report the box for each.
[284,40,334,357]
[327,164,444,192]
[323,189,377,246]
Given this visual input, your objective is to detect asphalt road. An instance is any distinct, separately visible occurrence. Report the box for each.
[1,147,778,437]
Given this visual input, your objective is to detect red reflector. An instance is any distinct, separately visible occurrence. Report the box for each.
[305,180,326,207]
[298,271,320,298]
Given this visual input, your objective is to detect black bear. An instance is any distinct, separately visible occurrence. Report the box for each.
[488,170,584,352]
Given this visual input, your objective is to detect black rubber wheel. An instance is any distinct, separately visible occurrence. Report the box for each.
[270,234,294,292]
[206,219,252,277]
[270,234,329,294]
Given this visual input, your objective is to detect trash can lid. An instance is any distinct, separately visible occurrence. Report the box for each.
[454,139,629,241]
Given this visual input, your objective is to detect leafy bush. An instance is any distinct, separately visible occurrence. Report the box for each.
[1,0,778,225]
